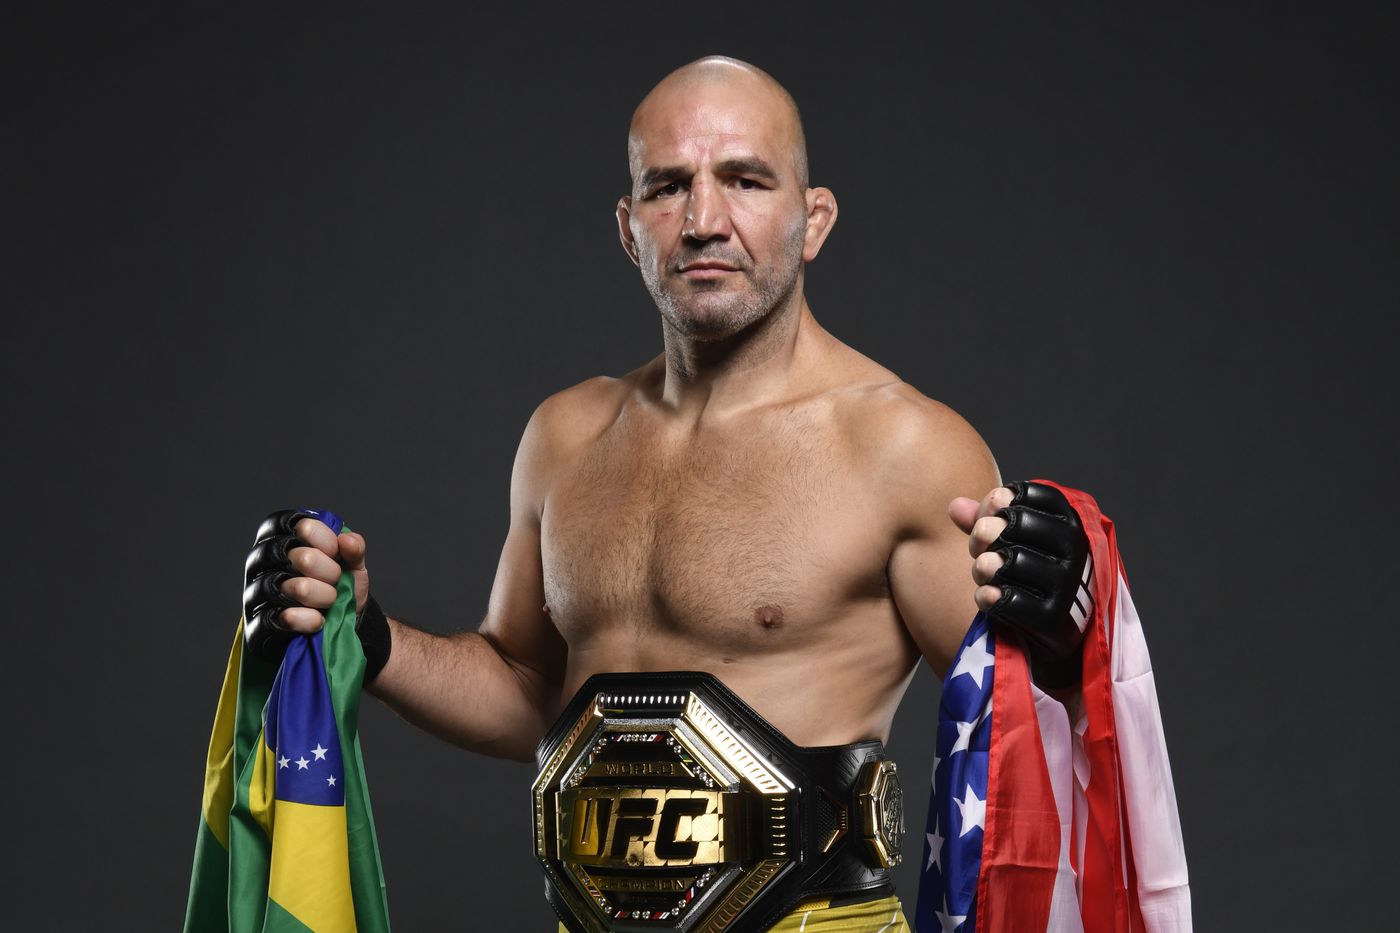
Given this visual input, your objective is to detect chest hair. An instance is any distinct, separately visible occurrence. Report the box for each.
[541,408,862,646]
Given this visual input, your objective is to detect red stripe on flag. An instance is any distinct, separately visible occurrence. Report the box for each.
[1040,481,1134,933]
[977,626,1059,932]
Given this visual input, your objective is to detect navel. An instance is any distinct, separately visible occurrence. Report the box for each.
[753,605,784,630]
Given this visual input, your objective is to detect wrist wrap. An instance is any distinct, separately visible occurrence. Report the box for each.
[355,594,392,685]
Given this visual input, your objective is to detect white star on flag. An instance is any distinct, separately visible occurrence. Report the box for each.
[954,784,985,837]
[311,743,328,761]
[327,775,337,787]
[295,756,310,770]
[949,632,993,688]
[950,718,977,756]
[277,756,290,769]
[935,896,967,933]
[926,827,944,871]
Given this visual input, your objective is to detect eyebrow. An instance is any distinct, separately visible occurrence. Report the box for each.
[638,157,781,193]
[717,157,780,182]
[637,165,688,192]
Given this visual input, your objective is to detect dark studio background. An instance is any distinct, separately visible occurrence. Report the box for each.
[4,2,1396,929]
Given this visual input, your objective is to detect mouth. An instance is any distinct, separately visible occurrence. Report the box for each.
[677,261,740,280]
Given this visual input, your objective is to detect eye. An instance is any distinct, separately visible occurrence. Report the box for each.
[653,181,683,198]
[734,177,765,191]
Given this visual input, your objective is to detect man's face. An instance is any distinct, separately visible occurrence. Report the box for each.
[621,81,810,340]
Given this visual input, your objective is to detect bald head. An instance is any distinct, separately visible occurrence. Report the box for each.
[628,56,809,189]
[615,56,839,344]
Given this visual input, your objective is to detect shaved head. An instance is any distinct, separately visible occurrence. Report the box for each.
[628,55,809,188]
[616,56,836,345]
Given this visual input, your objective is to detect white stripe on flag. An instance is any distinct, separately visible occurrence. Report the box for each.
[1108,571,1192,932]
[1031,683,1086,933]
[1072,701,1089,907]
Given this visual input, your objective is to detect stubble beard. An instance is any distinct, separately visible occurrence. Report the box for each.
[641,221,806,342]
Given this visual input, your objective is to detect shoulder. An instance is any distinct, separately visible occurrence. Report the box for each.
[849,382,994,474]
[525,374,633,448]
[510,366,652,512]
[800,331,1000,509]
[832,379,1001,534]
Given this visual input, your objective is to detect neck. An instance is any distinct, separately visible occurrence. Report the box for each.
[658,287,816,418]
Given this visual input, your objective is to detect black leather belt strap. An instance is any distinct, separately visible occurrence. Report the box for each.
[533,672,904,933]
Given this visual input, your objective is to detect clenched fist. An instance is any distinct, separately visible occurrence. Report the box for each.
[241,508,389,682]
[948,481,1092,687]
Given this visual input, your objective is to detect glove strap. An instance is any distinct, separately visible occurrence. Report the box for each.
[356,594,392,685]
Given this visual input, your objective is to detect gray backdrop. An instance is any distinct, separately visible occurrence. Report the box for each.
[4,2,1395,929]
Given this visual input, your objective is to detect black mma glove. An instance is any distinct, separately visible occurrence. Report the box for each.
[242,508,392,684]
[986,481,1093,689]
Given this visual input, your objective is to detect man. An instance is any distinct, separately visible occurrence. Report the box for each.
[244,56,1089,931]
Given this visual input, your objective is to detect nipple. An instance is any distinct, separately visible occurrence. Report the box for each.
[753,605,784,630]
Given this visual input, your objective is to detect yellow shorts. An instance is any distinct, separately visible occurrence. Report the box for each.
[556,894,909,932]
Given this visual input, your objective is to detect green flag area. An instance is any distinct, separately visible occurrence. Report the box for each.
[185,559,390,933]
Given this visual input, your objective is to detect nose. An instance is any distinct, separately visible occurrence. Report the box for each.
[684,180,732,242]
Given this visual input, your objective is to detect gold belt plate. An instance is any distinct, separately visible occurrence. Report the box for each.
[533,688,796,932]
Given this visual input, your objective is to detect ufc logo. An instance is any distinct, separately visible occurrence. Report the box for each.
[566,789,726,865]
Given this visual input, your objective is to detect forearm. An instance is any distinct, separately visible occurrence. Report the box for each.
[367,617,560,762]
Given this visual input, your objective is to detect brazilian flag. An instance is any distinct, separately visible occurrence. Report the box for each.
[185,515,391,932]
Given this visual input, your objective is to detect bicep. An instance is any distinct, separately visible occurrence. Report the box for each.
[478,513,566,687]
[477,404,569,699]
[888,529,979,679]
[876,396,1000,678]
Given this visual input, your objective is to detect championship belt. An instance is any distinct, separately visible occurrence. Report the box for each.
[533,672,904,933]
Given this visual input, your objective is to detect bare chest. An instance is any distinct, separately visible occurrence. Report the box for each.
[540,414,886,651]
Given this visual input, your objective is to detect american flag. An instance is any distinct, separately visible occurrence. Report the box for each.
[916,482,1192,933]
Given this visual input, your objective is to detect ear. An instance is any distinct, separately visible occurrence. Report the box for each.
[801,186,838,263]
[616,196,640,267]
